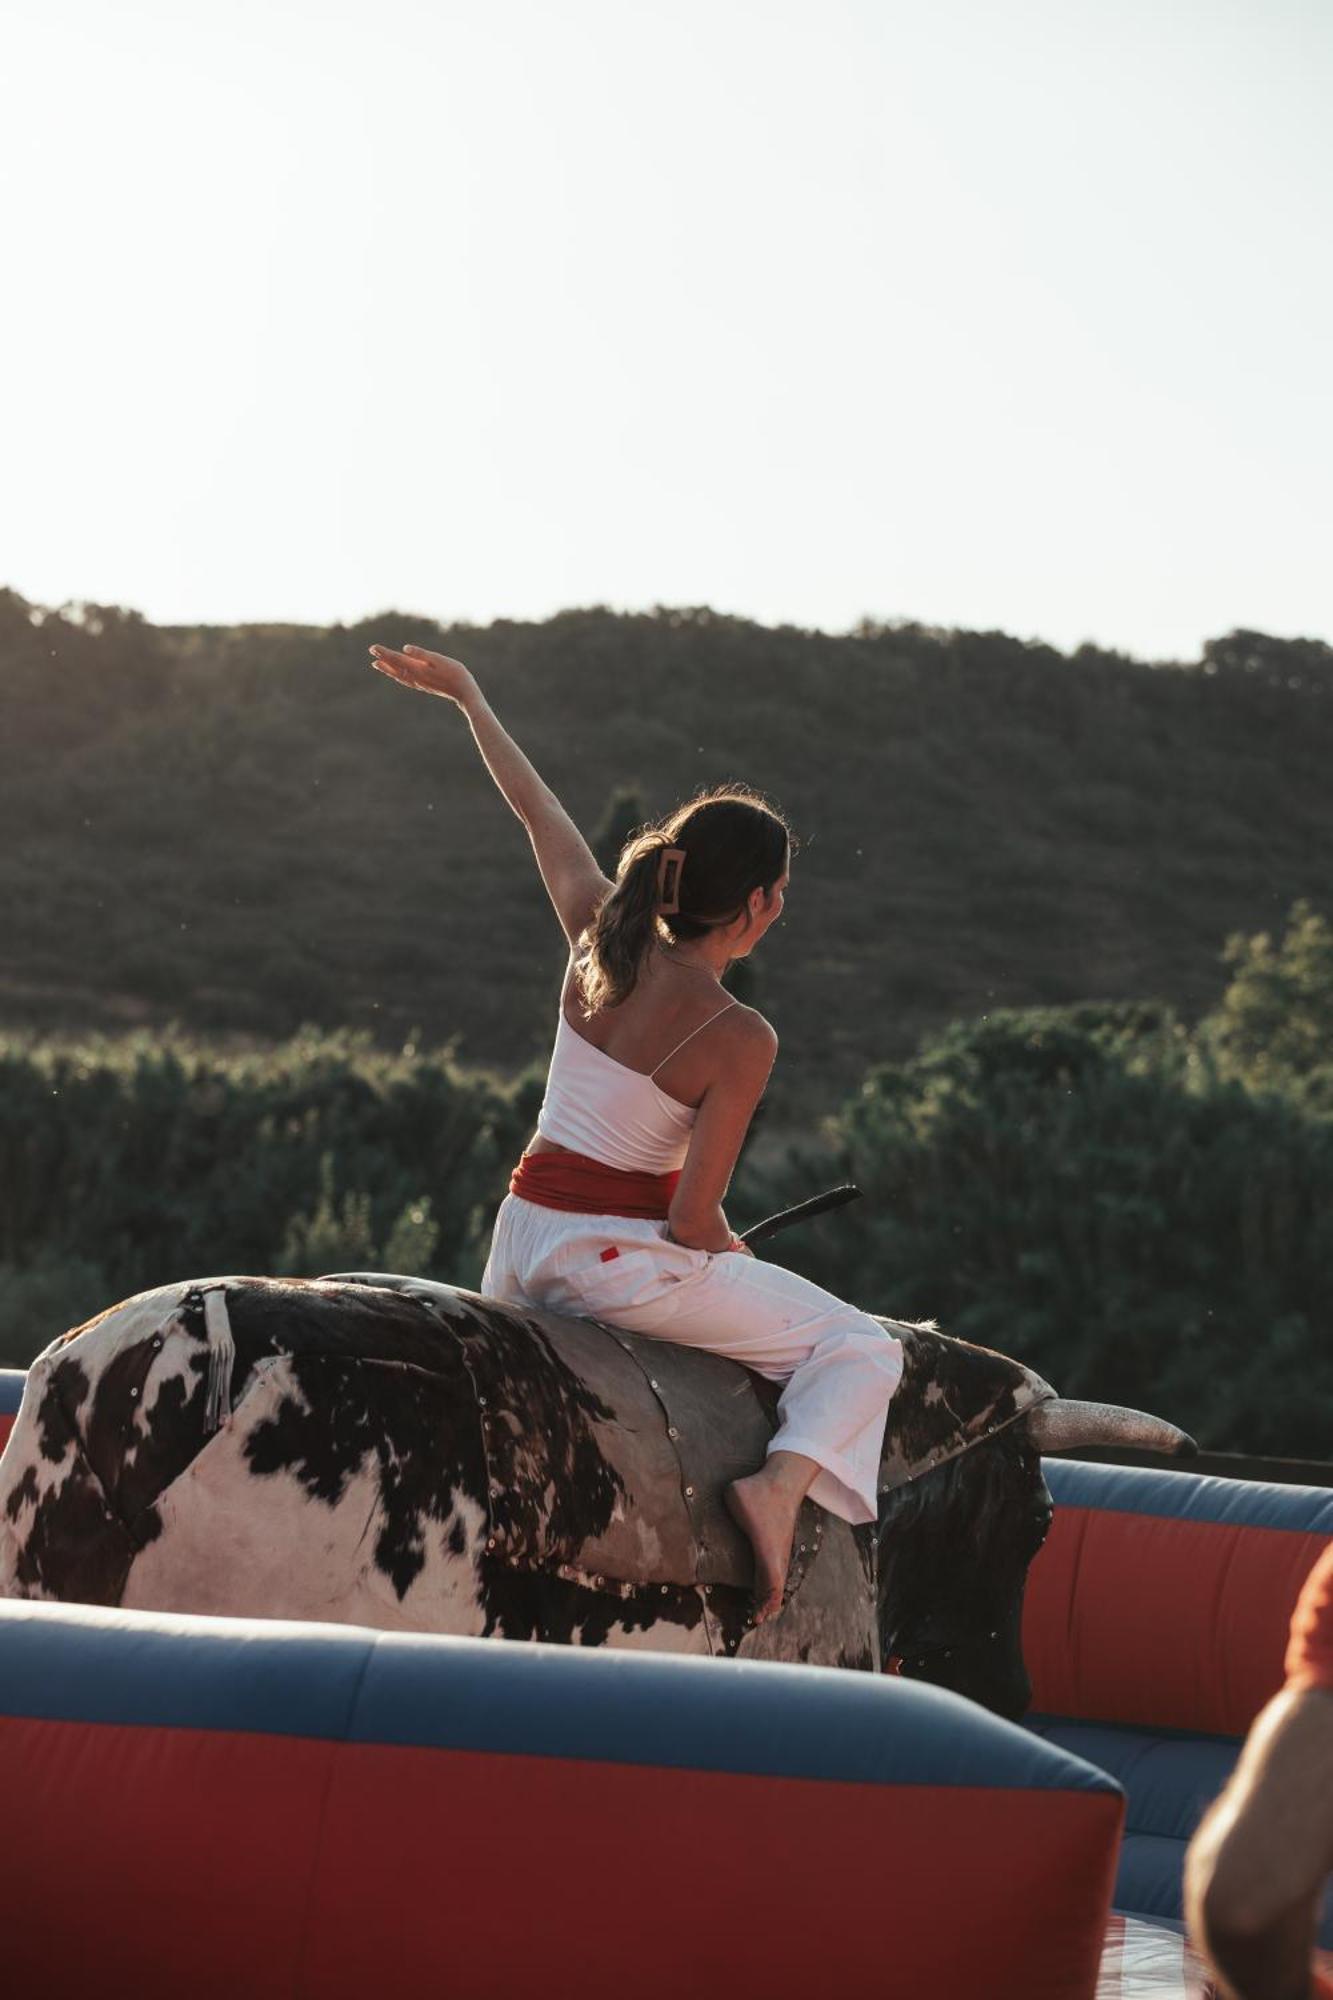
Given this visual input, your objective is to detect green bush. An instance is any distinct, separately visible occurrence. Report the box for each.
[0,1021,538,1363]
[272,1149,441,1277]
[0,1252,118,1368]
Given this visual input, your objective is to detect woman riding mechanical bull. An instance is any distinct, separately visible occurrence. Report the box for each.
[0,640,1195,1683]
[369,637,905,1624]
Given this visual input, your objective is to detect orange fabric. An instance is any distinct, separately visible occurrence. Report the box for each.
[508,1148,682,1219]
[1284,1543,1333,1694]
[1313,1966,1333,2000]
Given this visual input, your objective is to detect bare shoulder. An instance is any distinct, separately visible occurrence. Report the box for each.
[720,1000,779,1063]
[730,997,777,1040]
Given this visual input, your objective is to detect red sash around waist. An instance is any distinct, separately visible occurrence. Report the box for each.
[509,1147,682,1219]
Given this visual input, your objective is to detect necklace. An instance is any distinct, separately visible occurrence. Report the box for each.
[654,942,725,986]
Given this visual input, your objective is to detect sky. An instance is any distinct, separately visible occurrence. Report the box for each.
[3,0,1329,664]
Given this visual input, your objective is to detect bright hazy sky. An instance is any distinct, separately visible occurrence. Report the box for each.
[4,0,1329,663]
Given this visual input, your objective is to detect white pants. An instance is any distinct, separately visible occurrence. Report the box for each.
[480,1192,904,1525]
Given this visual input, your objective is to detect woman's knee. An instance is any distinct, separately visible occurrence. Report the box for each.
[800,1314,902,1372]
[847,1318,905,1384]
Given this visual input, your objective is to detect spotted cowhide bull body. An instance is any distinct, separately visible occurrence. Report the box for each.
[0,1270,1190,1714]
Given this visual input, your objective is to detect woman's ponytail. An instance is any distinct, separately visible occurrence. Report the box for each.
[574,783,795,1018]
[574,832,673,1013]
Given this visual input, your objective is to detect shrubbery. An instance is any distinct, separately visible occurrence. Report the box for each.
[0,1022,538,1366]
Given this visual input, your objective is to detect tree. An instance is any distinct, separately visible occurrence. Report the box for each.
[1200,899,1333,1095]
[1201,630,1333,690]
[590,781,652,878]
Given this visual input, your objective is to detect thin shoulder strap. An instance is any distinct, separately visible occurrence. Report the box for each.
[649,1000,739,1077]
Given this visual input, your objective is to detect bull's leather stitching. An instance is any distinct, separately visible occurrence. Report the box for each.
[592,1321,824,1624]
[400,1280,824,1611]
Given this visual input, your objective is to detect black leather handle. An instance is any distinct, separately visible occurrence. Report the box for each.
[740,1182,862,1246]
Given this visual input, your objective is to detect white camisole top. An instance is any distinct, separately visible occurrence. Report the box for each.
[534,988,740,1174]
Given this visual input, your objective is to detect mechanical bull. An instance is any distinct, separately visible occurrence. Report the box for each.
[0,1271,1195,1717]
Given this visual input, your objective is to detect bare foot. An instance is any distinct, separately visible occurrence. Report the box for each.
[724,1471,800,1624]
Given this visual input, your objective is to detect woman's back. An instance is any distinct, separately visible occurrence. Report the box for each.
[532,949,754,1174]
[561,948,750,1106]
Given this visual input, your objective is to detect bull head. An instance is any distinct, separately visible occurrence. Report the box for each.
[875,1317,1195,1720]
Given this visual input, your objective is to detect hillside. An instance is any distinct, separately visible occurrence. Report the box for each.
[3,588,1330,1129]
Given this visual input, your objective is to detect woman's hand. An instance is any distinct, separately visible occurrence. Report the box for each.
[368,643,477,708]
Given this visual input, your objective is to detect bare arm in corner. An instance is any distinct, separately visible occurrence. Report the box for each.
[1184,1684,1333,1999]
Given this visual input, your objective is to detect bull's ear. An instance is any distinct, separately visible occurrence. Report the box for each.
[1025,1399,1197,1456]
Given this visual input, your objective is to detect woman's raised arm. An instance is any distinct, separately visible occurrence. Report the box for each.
[368,642,611,948]
[370,642,548,826]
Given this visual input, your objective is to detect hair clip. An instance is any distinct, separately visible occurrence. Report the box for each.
[656,844,686,914]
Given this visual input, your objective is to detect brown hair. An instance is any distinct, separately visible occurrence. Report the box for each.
[573,782,797,1015]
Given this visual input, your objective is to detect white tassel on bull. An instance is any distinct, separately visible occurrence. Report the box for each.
[199,1284,235,1432]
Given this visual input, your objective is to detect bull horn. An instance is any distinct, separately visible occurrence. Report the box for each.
[1025,1398,1197,1456]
